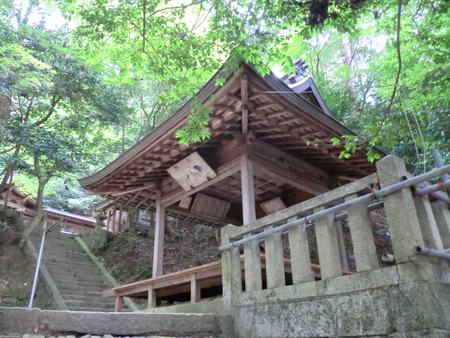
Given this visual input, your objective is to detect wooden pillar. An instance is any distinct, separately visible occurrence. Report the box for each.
[315,206,342,280]
[241,156,262,291]
[190,274,200,303]
[345,194,378,272]
[115,296,123,312]
[117,205,123,233]
[152,190,165,278]
[106,209,111,230]
[41,214,48,231]
[288,216,314,284]
[147,285,156,308]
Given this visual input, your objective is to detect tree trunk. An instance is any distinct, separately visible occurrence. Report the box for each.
[341,36,356,94]
[0,95,11,127]
[20,175,48,247]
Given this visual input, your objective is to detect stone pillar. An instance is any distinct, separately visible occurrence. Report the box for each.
[335,220,349,271]
[264,224,285,288]
[221,225,242,310]
[288,216,314,284]
[152,190,165,278]
[315,206,342,280]
[415,194,444,251]
[345,194,378,271]
[376,155,424,262]
[431,200,450,249]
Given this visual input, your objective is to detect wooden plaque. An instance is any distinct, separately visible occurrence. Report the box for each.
[167,152,217,191]
[260,197,286,215]
[191,193,231,221]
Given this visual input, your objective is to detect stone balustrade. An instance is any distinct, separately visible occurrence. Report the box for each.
[220,155,450,313]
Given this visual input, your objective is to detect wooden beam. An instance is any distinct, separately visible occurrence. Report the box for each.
[252,156,329,195]
[240,73,249,133]
[152,190,165,278]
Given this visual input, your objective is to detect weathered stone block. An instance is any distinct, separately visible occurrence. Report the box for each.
[287,298,337,337]
[336,290,392,336]
[389,281,443,333]
[252,303,291,338]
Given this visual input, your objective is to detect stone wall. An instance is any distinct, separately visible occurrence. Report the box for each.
[81,227,110,253]
[0,307,233,337]
[230,259,450,337]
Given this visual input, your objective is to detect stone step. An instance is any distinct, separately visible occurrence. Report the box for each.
[65,299,116,309]
[50,272,109,286]
[68,307,116,312]
[44,260,101,271]
[50,279,108,289]
[55,289,104,297]
[62,294,115,302]
[57,284,108,293]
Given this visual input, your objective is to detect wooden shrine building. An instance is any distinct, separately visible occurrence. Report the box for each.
[79,61,380,279]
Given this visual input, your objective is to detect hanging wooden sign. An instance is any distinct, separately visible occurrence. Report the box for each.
[167,152,217,191]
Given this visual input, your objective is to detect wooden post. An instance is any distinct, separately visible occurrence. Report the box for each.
[264,224,285,288]
[190,274,200,303]
[376,156,424,262]
[148,211,155,238]
[115,296,123,312]
[148,285,156,308]
[288,216,314,284]
[111,209,116,232]
[345,194,378,272]
[117,205,123,233]
[315,206,342,280]
[152,190,165,278]
[241,156,262,291]
[106,209,111,230]
[221,225,242,310]
[41,213,48,231]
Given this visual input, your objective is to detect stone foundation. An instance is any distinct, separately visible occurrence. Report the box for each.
[231,259,450,337]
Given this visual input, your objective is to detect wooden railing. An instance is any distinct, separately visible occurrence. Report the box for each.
[220,155,450,309]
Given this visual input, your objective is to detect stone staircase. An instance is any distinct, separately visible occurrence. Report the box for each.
[29,230,119,312]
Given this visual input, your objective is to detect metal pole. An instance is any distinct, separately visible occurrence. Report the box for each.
[417,180,450,196]
[28,231,46,308]
[432,149,450,199]
[416,246,450,261]
[219,163,450,251]
[430,192,450,205]
[28,221,60,308]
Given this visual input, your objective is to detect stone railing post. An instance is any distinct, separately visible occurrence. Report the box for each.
[221,225,242,311]
[415,194,444,251]
[431,200,450,249]
[345,194,378,272]
[314,206,342,280]
[376,155,424,262]
[264,224,285,289]
[288,216,314,284]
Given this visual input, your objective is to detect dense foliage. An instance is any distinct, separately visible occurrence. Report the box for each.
[0,0,449,215]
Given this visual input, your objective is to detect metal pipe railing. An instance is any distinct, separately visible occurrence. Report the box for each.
[416,246,450,261]
[28,220,61,308]
[432,149,450,200]
[219,163,450,251]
